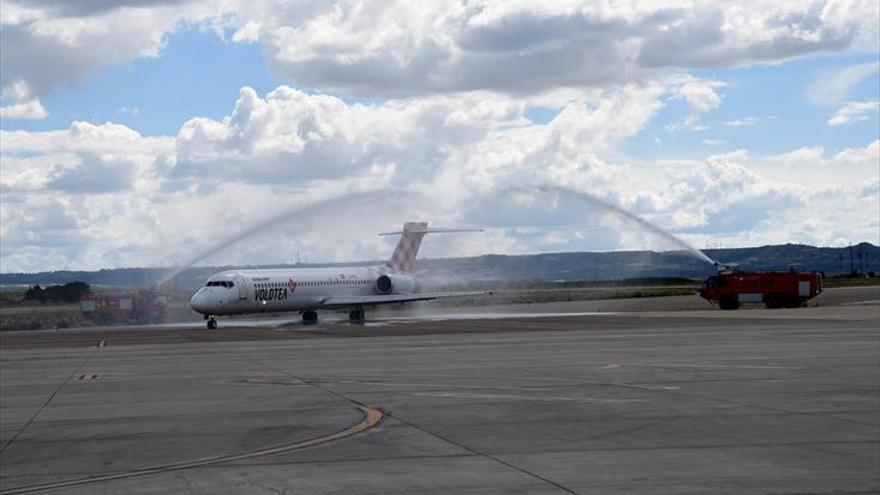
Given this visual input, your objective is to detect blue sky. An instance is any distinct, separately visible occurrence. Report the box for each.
[2,29,279,136]
[6,27,877,152]
[1,1,878,272]
[636,54,880,157]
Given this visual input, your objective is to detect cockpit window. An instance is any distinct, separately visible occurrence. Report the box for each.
[206,281,235,288]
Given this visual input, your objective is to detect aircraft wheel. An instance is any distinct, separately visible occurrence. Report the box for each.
[349,306,365,324]
[207,318,217,330]
[302,310,318,325]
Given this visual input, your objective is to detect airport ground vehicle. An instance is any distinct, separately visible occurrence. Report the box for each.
[698,270,822,310]
[81,290,168,323]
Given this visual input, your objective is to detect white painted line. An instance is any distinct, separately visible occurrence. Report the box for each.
[414,392,647,403]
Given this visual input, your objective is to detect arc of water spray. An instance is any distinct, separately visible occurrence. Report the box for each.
[155,189,418,287]
[505,184,717,266]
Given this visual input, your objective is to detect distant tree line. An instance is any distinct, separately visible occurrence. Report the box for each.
[1,243,878,287]
[23,282,91,303]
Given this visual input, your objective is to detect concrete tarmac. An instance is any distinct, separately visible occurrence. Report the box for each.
[1,291,878,494]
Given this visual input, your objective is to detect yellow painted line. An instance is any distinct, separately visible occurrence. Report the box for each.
[0,405,382,495]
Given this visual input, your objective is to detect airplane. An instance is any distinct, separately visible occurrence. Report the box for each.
[190,222,483,328]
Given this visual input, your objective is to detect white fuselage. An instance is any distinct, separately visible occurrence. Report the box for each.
[190,265,412,316]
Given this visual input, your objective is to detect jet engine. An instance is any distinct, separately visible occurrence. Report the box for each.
[375,274,416,295]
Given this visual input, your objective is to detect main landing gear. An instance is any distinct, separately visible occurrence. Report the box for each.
[302,310,318,325]
[205,315,217,330]
[300,307,365,325]
[349,306,365,324]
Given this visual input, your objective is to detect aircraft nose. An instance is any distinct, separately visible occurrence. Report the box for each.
[190,291,209,314]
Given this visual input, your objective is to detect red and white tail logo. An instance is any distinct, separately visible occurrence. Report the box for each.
[380,222,483,273]
[388,222,428,272]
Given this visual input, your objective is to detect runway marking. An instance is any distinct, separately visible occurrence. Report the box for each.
[0,405,383,495]
[383,410,582,494]
[617,383,680,391]
[302,378,680,395]
[310,378,575,392]
[235,377,306,386]
[76,373,99,381]
[415,392,647,403]
[617,363,791,370]
[839,299,880,306]
[0,351,97,460]
[363,311,619,327]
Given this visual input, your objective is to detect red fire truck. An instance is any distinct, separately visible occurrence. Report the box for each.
[699,269,823,310]
[80,290,168,324]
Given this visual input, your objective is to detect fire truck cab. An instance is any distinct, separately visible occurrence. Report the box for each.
[699,269,822,310]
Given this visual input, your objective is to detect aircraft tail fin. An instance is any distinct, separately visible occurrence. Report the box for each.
[379,222,481,272]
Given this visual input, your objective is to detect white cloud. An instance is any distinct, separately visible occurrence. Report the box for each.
[0,99,48,119]
[0,80,48,119]
[666,79,725,132]
[3,83,878,272]
[759,140,878,197]
[832,139,879,164]
[0,1,225,100]
[164,86,529,190]
[246,1,879,97]
[1,120,170,154]
[0,121,173,197]
[702,139,723,146]
[680,80,724,114]
[808,61,879,105]
[115,106,140,116]
[0,84,669,270]
[827,100,880,126]
[1,80,33,101]
[2,0,878,101]
[724,116,774,127]
[772,146,825,164]
[648,145,879,247]
[1,2,878,273]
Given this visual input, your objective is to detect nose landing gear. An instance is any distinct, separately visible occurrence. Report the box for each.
[206,316,217,330]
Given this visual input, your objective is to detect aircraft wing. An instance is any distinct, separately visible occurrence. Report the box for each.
[321,291,488,308]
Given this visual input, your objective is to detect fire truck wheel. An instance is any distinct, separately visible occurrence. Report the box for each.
[719,296,740,310]
[783,296,801,308]
[765,294,782,309]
